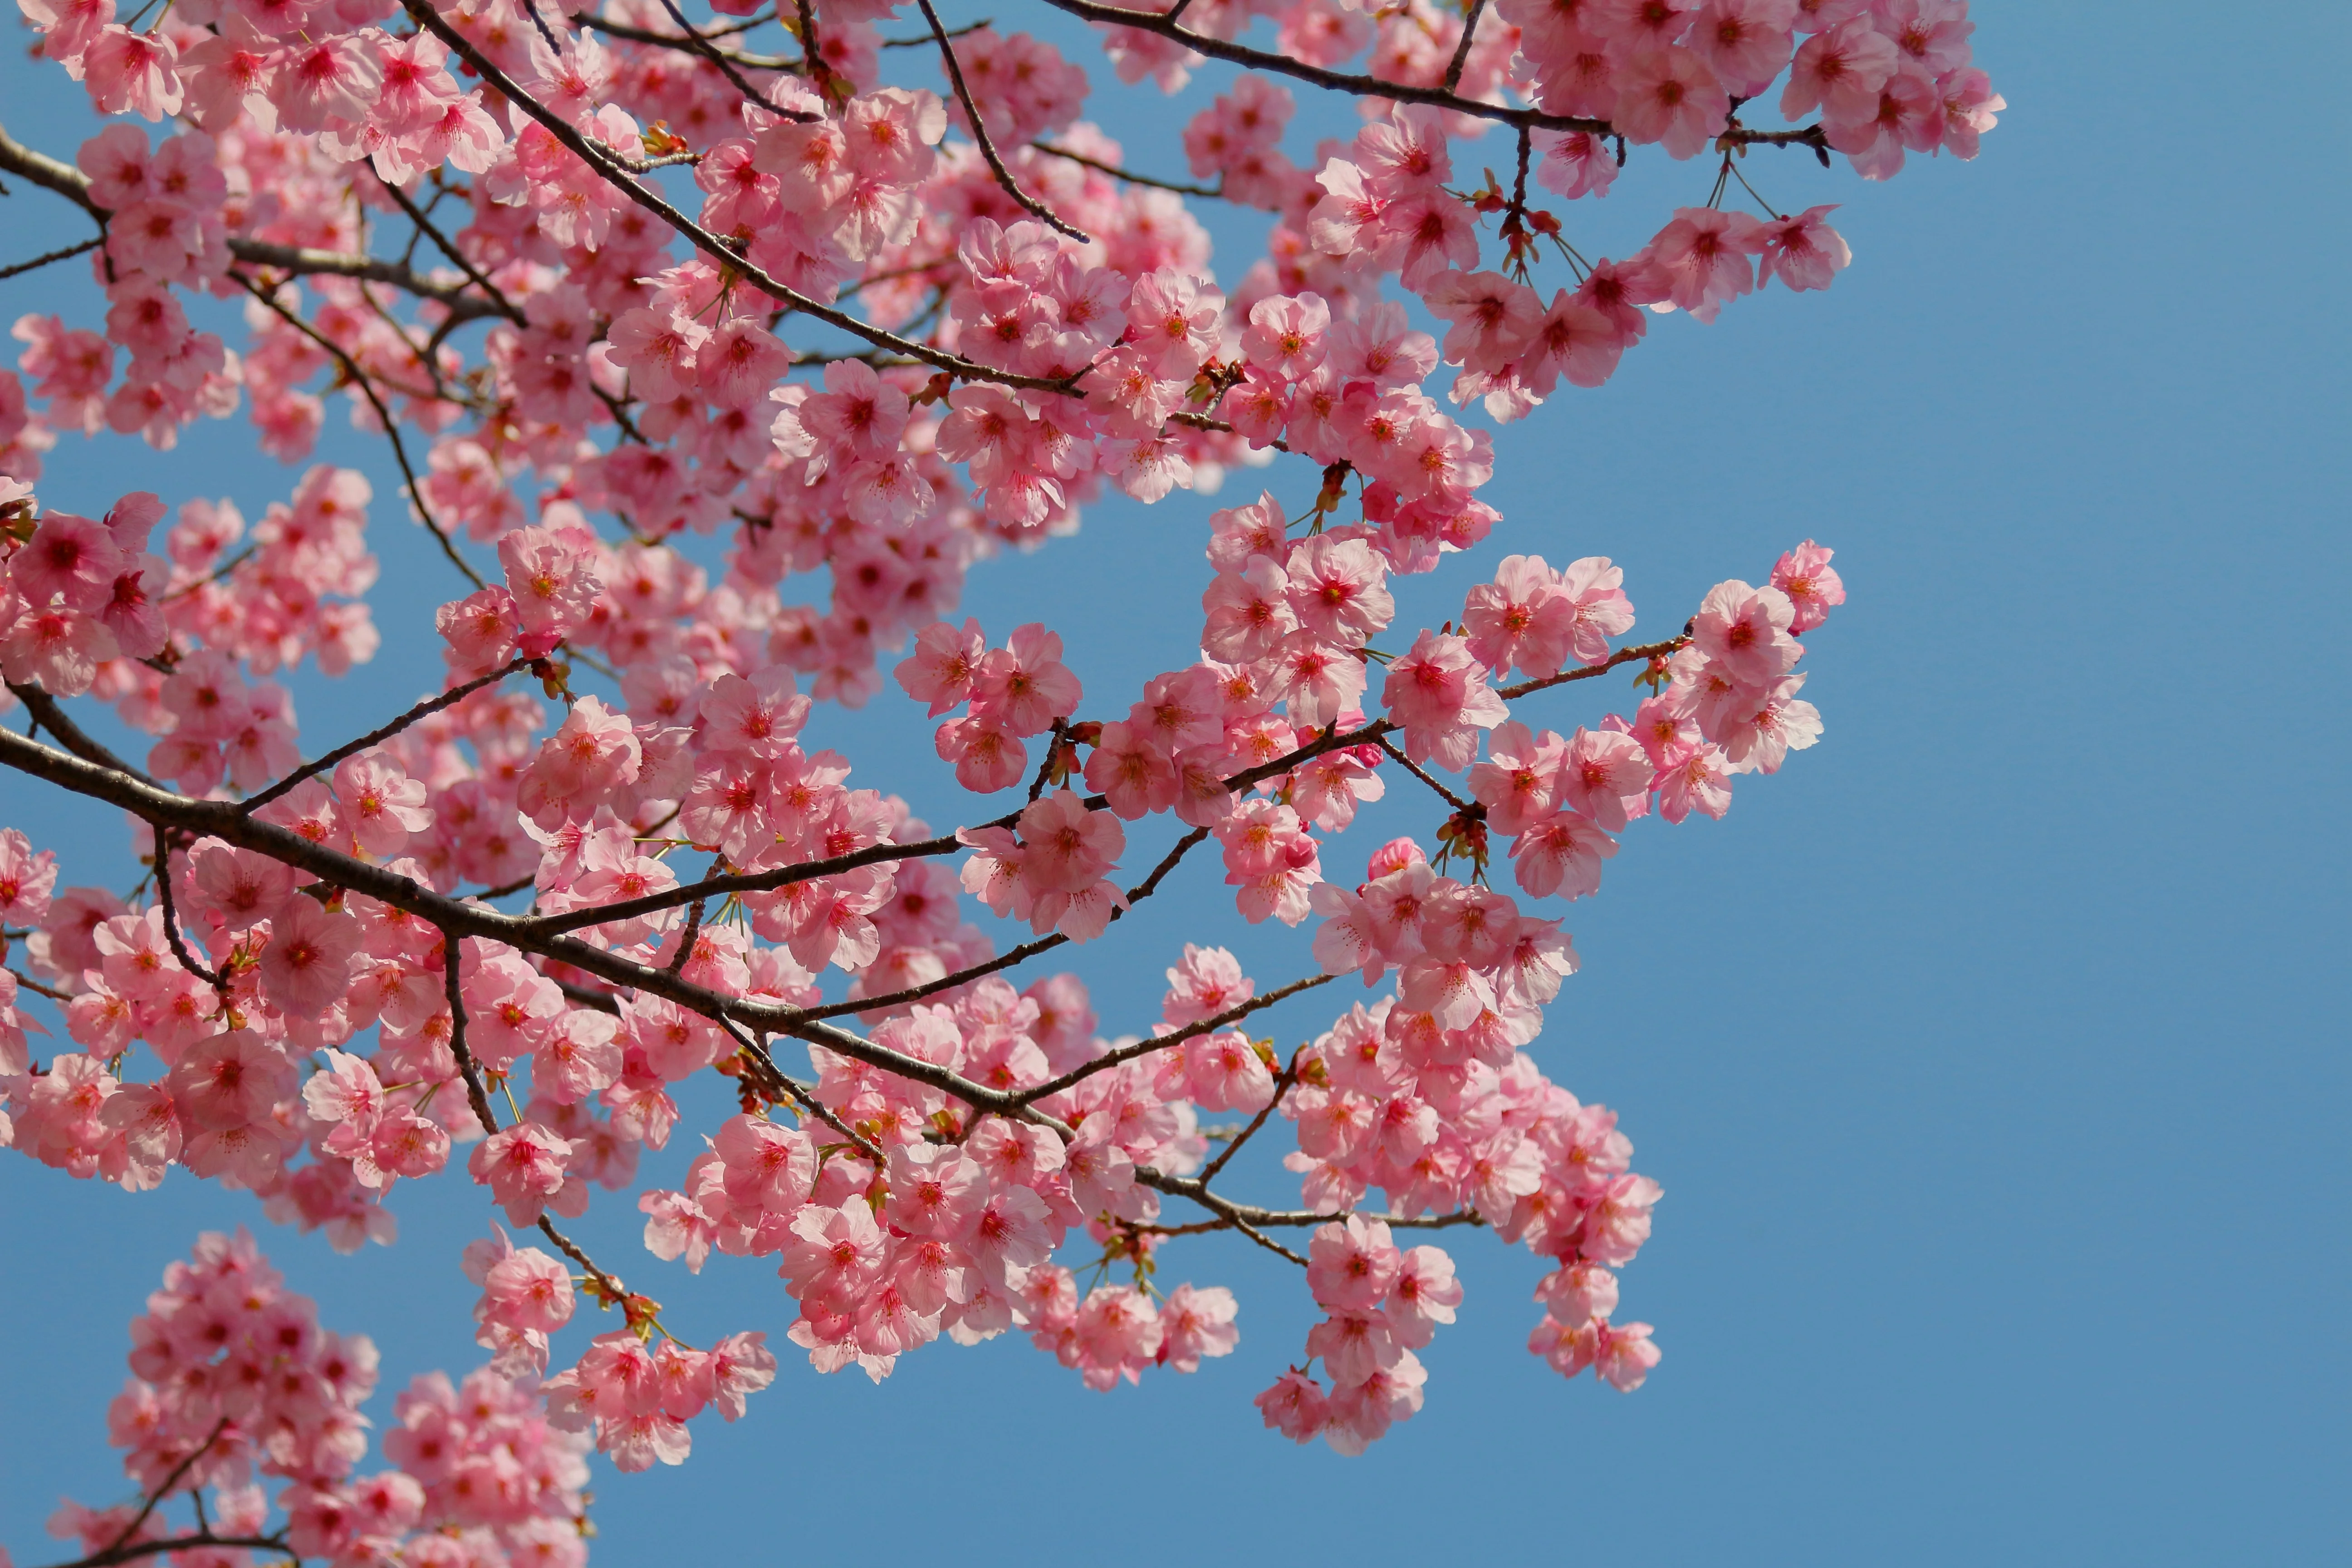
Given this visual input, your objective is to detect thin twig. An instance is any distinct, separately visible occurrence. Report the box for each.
[797,823,1213,1021]
[1017,971,1335,1105]
[536,1215,631,1302]
[7,965,72,1002]
[0,121,510,317]
[149,833,223,990]
[1442,0,1487,93]
[719,1017,888,1163]
[241,659,528,815]
[441,927,503,1137]
[664,895,708,973]
[1133,1205,1484,1235]
[98,1418,228,1560]
[881,15,986,44]
[5,681,157,785]
[370,171,524,323]
[0,726,1054,1130]
[1197,1049,1298,1184]
[654,0,814,120]
[1375,734,1474,813]
[0,234,102,281]
[34,1531,290,1568]
[1494,634,1689,701]
[159,542,260,604]
[1030,140,1222,199]
[792,0,825,77]
[233,271,488,591]
[1027,718,1067,802]
[915,0,1089,242]
[1031,0,1829,149]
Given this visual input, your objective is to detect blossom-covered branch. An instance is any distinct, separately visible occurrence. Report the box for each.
[0,0,1985,1496]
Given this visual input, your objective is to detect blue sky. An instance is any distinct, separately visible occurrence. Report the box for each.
[2,2,2345,1563]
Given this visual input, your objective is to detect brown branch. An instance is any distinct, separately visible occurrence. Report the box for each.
[0,235,103,281]
[1035,0,1828,150]
[527,637,1689,941]
[5,681,157,785]
[1147,1179,1308,1265]
[796,823,1212,1021]
[572,7,797,63]
[719,1018,888,1164]
[0,121,511,320]
[523,829,966,938]
[0,725,1055,1128]
[916,0,1088,242]
[792,0,825,78]
[1016,970,1335,1105]
[1197,1047,1298,1184]
[371,171,524,324]
[1441,0,1486,94]
[149,833,224,990]
[881,15,987,45]
[159,542,260,605]
[1494,633,1689,701]
[1375,733,1473,813]
[233,271,489,591]
[663,892,709,973]
[569,18,794,69]
[240,658,528,815]
[551,974,620,1014]
[1135,1204,1484,1235]
[442,926,503,1137]
[536,1214,632,1305]
[34,1532,289,1568]
[0,625,1698,1146]
[652,0,817,121]
[8,964,73,1002]
[1030,141,1222,200]
[95,1418,230,1566]
[1027,718,1067,802]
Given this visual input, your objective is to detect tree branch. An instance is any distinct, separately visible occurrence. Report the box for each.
[1196,1048,1297,1184]
[239,658,529,816]
[651,0,817,121]
[916,0,1089,242]
[149,833,224,990]
[34,1531,290,1568]
[233,272,489,592]
[0,725,1053,1126]
[1375,733,1474,813]
[1030,140,1222,199]
[1016,970,1334,1105]
[796,822,1213,1021]
[0,235,103,281]
[1034,0,1828,149]
[0,121,513,321]
[1494,633,1689,701]
[95,1419,230,1564]
[5,681,157,786]
[1442,0,1487,94]
[441,925,504,1137]
[1135,1204,1483,1235]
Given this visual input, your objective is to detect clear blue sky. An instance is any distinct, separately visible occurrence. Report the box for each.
[3,3,2344,1563]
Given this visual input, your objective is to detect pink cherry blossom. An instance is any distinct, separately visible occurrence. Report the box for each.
[468,1122,577,1226]
[0,0,1968,1463]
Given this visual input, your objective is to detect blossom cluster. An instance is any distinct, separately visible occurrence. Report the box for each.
[0,0,1981,1512]
[36,1229,591,1568]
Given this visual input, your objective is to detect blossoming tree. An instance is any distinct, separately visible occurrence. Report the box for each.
[0,0,1999,1558]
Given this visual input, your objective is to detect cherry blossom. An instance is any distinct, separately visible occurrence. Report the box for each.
[0,0,1965,1500]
